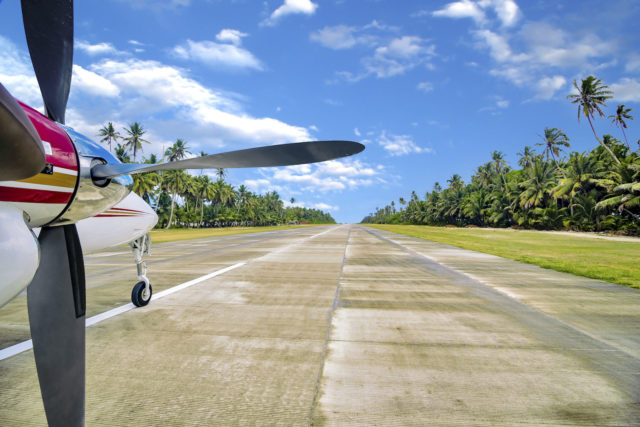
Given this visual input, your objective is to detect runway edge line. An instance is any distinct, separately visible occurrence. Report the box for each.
[0,262,247,361]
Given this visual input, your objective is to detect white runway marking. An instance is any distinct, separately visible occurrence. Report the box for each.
[0,262,246,361]
[0,227,336,362]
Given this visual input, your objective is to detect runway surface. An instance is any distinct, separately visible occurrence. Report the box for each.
[0,225,639,425]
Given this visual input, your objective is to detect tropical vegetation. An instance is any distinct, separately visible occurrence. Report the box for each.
[362,76,639,234]
[97,128,336,228]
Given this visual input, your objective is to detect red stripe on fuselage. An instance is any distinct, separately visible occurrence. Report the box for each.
[0,186,72,204]
[18,101,78,171]
[94,214,143,218]
[109,207,146,213]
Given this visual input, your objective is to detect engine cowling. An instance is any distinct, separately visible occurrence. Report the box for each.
[0,101,132,227]
[0,102,78,227]
[56,125,131,224]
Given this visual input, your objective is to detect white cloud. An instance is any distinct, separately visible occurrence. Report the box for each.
[216,29,248,46]
[479,96,510,113]
[433,0,486,24]
[535,75,566,99]
[417,81,434,93]
[520,22,613,68]
[244,178,284,194]
[626,54,640,72]
[315,159,377,177]
[313,202,338,211]
[474,29,524,63]
[172,39,262,70]
[610,78,640,102]
[76,40,122,56]
[364,36,436,78]
[354,128,361,137]
[496,98,509,108]
[72,65,120,97]
[310,25,358,50]
[469,21,616,100]
[0,36,42,108]
[432,0,520,27]
[313,22,435,82]
[250,158,379,194]
[264,0,318,26]
[309,23,383,50]
[87,58,310,145]
[378,132,431,156]
[480,0,520,27]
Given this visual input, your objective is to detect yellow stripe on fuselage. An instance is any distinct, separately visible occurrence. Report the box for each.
[17,171,77,188]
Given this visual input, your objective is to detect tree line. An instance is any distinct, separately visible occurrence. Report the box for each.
[97,124,336,228]
[362,76,639,233]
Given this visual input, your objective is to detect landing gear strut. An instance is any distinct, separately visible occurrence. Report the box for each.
[130,234,152,307]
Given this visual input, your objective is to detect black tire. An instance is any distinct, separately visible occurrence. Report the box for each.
[131,281,152,307]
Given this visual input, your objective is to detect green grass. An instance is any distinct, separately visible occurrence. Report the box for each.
[365,224,640,288]
[149,224,322,243]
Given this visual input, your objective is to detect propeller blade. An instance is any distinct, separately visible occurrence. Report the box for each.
[0,83,45,180]
[92,140,365,179]
[27,224,85,427]
[21,0,74,124]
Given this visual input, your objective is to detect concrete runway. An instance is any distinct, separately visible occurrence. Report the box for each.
[0,225,639,426]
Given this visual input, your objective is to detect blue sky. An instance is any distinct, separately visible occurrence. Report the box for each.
[1,0,639,223]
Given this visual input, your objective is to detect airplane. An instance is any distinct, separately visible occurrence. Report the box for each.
[61,191,157,307]
[0,1,364,425]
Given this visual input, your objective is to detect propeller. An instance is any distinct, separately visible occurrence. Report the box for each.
[18,1,85,425]
[92,140,365,179]
[27,225,85,426]
[0,83,45,180]
[7,1,364,425]
[21,0,74,124]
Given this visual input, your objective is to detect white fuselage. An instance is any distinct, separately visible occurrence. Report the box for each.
[75,192,158,254]
[0,192,157,308]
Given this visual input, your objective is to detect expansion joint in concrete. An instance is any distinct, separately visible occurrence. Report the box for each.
[307,226,351,426]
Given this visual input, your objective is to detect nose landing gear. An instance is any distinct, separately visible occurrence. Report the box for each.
[130,234,152,307]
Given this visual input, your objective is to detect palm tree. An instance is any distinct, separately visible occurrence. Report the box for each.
[596,161,640,221]
[608,104,633,147]
[536,127,570,177]
[198,151,208,174]
[198,176,217,224]
[123,122,150,162]
[517,146,537,168]
[519,160,557,209]
[447,174,463,190]
[473,163,493,188]
[132,172,159,204]
[114,143,130,163]
[164,169,189,228]
[165,139,191,162]
[552,152,607,216]
[144,153,159,164]
[181,175,197,212]
[98,122,120,153]
[215,168,226,181]
[567,76,619,164]
[491,151,508,175]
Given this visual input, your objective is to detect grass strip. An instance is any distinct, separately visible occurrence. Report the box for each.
[365,224,640,289]
[149,224,322,243]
